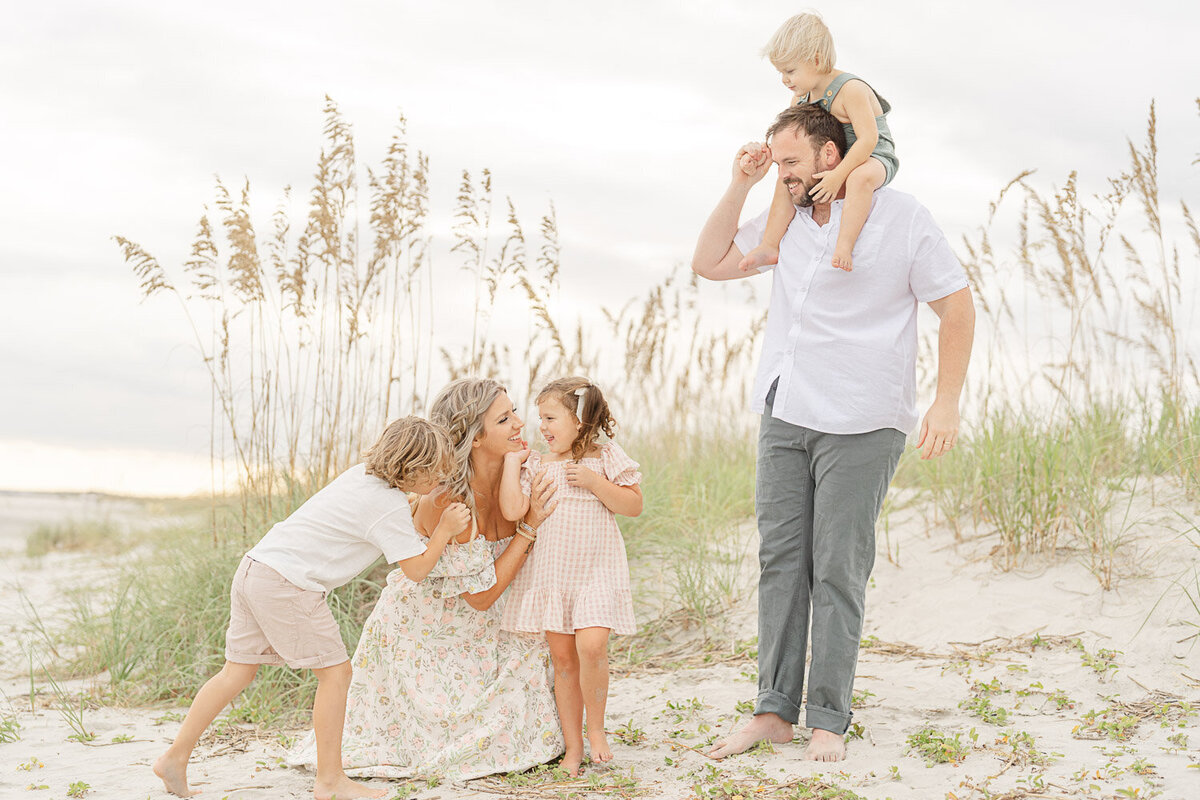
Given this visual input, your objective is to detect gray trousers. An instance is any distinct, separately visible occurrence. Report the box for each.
[754,384,905,733]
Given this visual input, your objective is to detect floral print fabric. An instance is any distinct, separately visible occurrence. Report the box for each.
[288,536,563,780]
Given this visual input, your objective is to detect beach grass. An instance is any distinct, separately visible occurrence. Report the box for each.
[85,98,1200,727]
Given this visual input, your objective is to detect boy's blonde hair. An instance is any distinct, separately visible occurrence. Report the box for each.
[363,416,455,490]
[763,12,836,73]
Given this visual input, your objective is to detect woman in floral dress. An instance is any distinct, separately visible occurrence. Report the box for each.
[290,378,563,781]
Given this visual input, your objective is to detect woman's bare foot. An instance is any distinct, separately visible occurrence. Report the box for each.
[153,753,199,797]
[831,246,853,271]
[803,728,846,762]
[588,729,613,763]
[560,742,585,777]
[737,244,780,272]
[314,774,385,800]
[706,712,793,759]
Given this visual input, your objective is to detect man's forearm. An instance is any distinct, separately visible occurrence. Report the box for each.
[691,181,753,279]
[933,290,975,404]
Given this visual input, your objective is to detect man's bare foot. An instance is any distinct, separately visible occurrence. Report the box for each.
[560,743,585,777]
[803,728,846,762]
[706,713,793,759]
[588,729,613,763]
[314,774,385,800]
[737,244,780,273]
[831,247,853,271]
[153,753,199,797]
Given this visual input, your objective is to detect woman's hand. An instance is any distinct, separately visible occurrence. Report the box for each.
[524,469,559,528]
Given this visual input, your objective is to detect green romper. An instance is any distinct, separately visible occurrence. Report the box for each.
[801,72,899,185]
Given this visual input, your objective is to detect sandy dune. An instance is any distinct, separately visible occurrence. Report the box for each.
[1,491,1197,799]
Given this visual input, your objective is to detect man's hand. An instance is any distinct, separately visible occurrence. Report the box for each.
[734,142,772,184]
[809,170,845,205]
[916,398,959,460]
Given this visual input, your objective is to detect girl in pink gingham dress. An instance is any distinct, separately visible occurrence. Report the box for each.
[499,377,642,777]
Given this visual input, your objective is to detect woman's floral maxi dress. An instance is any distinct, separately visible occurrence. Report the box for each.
[289,536,563,780]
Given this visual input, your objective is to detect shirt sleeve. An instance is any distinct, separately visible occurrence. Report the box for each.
[908,205,969,303]
[733,208,776,273]
[366,504,428,564]
[601,441,642,486]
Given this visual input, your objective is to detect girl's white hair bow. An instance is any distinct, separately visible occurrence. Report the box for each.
[574,386,588,420]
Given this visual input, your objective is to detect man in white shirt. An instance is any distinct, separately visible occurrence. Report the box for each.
[692,103,974,762]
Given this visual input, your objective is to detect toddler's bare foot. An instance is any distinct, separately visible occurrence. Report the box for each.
[831,247,853,271]
[314,774,385,800]
[560,743,585,777]
[706,712,793,759]
[803,728,846,762]
[588,729,613,763]
[737,244,780,273]
[153,752,200,797]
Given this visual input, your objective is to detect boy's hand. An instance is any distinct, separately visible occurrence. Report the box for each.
[809,170,845,204]
[563,463,600,491]
[734,142,771,184]
[435,502,472,537]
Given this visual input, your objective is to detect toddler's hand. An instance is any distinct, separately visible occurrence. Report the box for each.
[504,446,531,467]
[563,463,599,490]
[435,502,471,538]
[733,142,771,182]
[808,171,845,205]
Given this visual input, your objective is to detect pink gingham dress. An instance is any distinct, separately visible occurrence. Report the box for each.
[501,441,640,635]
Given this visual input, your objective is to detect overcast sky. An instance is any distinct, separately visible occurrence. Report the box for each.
[1,0,1197,495]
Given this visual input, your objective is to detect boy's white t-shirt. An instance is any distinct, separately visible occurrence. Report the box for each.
[246,464,426,593]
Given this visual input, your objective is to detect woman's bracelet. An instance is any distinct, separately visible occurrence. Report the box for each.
[515,521,538,542]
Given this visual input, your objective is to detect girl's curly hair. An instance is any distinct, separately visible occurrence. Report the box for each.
[536,377,616,461]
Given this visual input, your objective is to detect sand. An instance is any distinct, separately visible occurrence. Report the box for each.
[1,489,1197,800]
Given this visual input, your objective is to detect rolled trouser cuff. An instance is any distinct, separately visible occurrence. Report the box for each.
[755,689,801,724]
[806,703,852,735]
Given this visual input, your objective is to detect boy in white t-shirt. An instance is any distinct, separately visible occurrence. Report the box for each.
[154,416,471,800]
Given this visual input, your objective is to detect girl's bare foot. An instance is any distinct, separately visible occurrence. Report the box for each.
[153,753,200,797]
[803,728,846,762]
[314,774,385,800]
[737,244,780,272]
[560,742,585,777]
[706,712,793,759]
[588,729,613,763]
[831,246,853,271]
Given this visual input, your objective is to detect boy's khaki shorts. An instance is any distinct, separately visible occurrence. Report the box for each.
[224,555,349,669]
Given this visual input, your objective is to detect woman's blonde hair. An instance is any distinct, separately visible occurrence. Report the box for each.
[762,12,836,73]
[536,377,616,462]
[429,377,506,509]
[363,416,455,489]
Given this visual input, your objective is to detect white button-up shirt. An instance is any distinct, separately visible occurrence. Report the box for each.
[734,188,968,435]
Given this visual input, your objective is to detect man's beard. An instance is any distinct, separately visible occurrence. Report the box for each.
[785,178,814,208]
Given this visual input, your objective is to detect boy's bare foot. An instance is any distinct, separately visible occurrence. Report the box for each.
[737,244,780,272]
[560,743,585,777]
[314,774,385,800]
[706,713,793,759]
[153,753,199,797]
[588,729,613,763]
[803,728,846,762]
[831,247,853,271]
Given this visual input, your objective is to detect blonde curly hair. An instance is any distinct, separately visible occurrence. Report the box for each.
[429,377,506,510]
[362,416,455,489]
